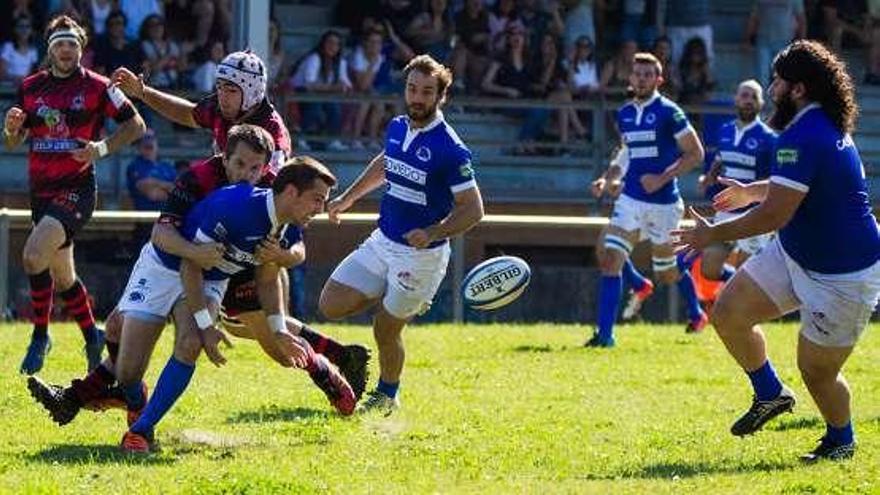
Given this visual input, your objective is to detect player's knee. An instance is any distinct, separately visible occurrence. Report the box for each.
[709,296,737,333]
[21,245,46,273]
[174,333,203,364]
[318,290,347,320]
[797,356,836,385]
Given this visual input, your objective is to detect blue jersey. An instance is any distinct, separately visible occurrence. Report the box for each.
[155,182,293,280]
[617,93,694,204]
[705,118,776,212]
[770,104,880,274]
[379,112,477,247]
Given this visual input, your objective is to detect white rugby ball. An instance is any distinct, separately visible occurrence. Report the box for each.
[462,256,531,310]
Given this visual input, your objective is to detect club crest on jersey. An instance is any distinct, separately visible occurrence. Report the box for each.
[71,93,85,111]
[645,113,656,125]
[212,222,228,240]
[745,137,758,150]
[776,148,798,165]
[416,146,431,162]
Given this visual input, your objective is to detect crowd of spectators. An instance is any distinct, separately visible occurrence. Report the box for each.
[3,0,880,155]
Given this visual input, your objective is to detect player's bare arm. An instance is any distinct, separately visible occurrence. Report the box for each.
[255,239,305,269]
[674,183,805,254]
[73,112,146,163]
[406,187,485,249]
[3,106,28,150]
[255,262,307,368]
[180,259,231,367]
[641,130,705,194]
[151,223,226,269]
[327,152,387,224]
[112,67,198,128]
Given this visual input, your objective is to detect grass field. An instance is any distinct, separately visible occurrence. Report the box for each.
[0,320,878,494]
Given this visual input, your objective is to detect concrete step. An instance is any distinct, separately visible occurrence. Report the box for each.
[274,4,335,30]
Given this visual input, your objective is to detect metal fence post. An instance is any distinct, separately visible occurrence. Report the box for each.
[0,212,9,319]
[452,235,465,323]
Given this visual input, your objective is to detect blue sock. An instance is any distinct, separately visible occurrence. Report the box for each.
[621,259,648,292]
[123,381,146,411]
[676,271,704,321]
[826,421,854,445]
[597,275,622,341]
[130,356,195,436]
[376,378,399,399]
[720,264,735,282]
[746,360,783,401]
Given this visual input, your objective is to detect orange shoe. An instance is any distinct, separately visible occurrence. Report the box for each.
[83,385,126,412]
[622,279,655,321]
[120,430,152,454]
[311,355,356,416]
[686,312,709,334]
[126,383,149,427]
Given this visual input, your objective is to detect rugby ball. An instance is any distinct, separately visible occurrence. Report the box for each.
[462,256,531,310]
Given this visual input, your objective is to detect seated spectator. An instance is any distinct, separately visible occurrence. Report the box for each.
[620,0,662,50]
[350,28,396,150]
[530,33,582,149]
[563,0,597,56]
[405,0,454,62]
[94,10,145,76]
[121,0,161,41]
[290,30,352,151]
[0,15,38,84]
[568,35,599,96]
[866,1,880,85]
[84,0,114,37]
[600,39,637,94]
[678,36,715,106]
[268,18,286,90]
[191,39,225,94]
[126,129,177,243]
[481,24,549,154]
[1,0,45,44]
[452,0,492,93]
[652,36,679,99]
[665,0,713,66]
[139,14,184,89]
[488,0,523,56]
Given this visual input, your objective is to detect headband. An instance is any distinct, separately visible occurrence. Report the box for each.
[48,29,82,50]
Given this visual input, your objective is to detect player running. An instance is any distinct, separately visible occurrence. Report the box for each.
[3,14,146,374]
[588,52,706,348]
[319,55,485,415]
[689,79,777,283]
[674,40,880,462]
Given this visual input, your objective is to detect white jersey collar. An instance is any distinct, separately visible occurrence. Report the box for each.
[265,189,279,232]
[403,111,445,152]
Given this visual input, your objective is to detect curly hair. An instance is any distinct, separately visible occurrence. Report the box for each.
[772,40,858,134]
[45,14,88,48]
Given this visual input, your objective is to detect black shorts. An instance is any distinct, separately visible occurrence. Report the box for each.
[222,269,290,317]
[31,185,97,248]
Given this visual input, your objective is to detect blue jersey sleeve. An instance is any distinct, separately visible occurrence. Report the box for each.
[667,103,692,140]
[770,135,813,193]
[445,143,477,194]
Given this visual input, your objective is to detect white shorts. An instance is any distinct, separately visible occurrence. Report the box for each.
[329,229,451,320]
[715,210,773,256]
[118,243,228,321]
[743,237,880,347]
[609,194,684,245]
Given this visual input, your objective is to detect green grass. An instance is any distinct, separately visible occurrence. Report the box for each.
[1,321,879,494]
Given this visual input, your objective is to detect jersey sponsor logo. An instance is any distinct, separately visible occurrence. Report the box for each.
[416,146,431,162]
[36,100,70,137]
[628,146,659,159]
[387,182,427,205]
[31,138,81,153]
[836,134,855,150]
[672,110,686,124]
[385,157,427,185]
[719,150,756,167]
[623,130,656,143]
[776,148,799,165]
[459,162,474,178]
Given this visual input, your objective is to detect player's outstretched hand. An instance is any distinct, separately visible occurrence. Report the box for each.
[671,206,713,261]
[193,242,226,269]
[712,177,754,212]
[590,177,606,198]
[404,228,433,249]
[326,195,352,225]
[274,331,309,369]
[4,106,26,135]
[111,67,145,100]
[202,325,232,367]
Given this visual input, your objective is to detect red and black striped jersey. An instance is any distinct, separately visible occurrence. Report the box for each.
[191,95,292,173]
[17,67,136,196]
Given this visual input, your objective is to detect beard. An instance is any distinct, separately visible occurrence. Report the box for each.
[769,89,797,130]
[406,101,438,124]
[736,107,758,123]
